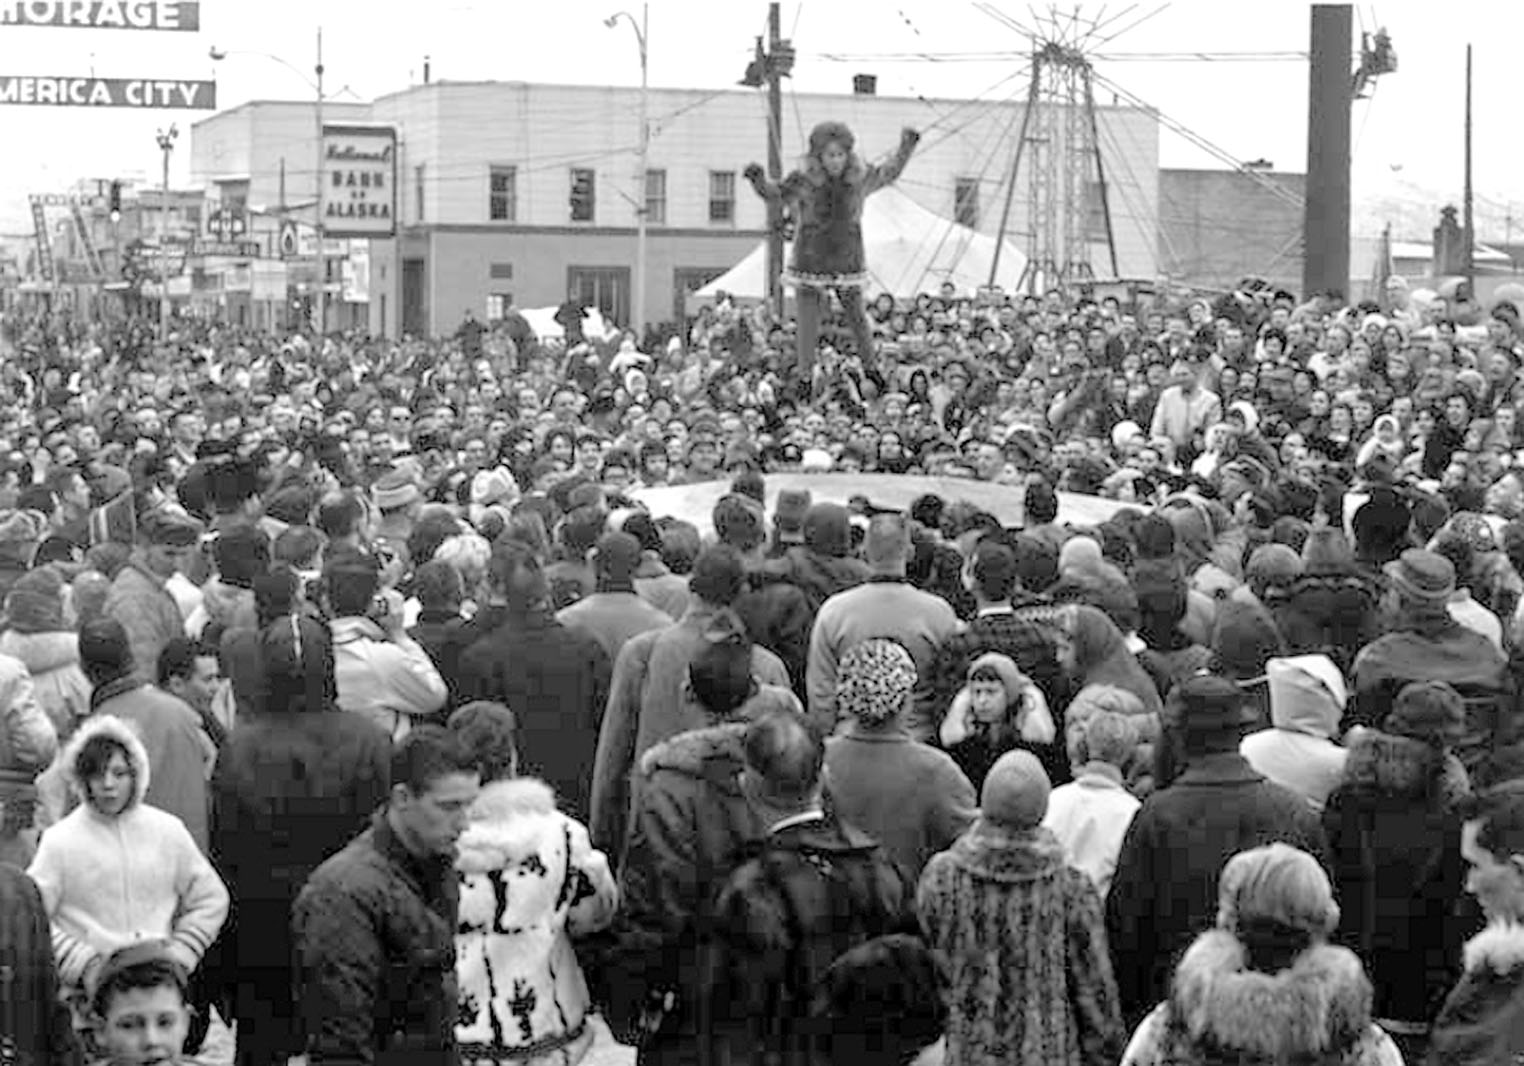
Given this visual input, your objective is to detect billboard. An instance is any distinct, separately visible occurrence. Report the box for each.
[322,125,396,239]
[0,76,215,108]
[0,1,200,29]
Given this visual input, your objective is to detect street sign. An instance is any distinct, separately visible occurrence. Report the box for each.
[206,207,246,240]
[0,1,201,30]
[197,240,261,258]
[0,76,215,109]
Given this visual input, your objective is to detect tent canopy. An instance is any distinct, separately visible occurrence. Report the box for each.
[693,186,1029,304]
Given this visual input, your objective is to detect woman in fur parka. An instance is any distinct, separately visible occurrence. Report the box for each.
[449,701,618,1066]
[1120,843,1402,1066]
[745,121,919,377]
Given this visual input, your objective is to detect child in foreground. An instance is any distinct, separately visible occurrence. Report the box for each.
[90,941,201,1066]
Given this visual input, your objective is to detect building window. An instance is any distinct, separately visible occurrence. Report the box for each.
[570,168,596,222]
[489,262,513,280]
[709,171,736,224]
[489,165,517,222]
[954,177,980,228]
[644,168,666,226]
[567,265,630,327]
[415,164,425,223]
[486,293,513,320]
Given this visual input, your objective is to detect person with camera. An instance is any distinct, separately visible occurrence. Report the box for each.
[323,549,448,743]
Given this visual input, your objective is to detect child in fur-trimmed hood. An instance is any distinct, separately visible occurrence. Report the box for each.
[939,652,1060,790]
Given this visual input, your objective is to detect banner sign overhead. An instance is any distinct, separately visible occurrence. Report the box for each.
[0,76,215,107]
[322,125,396,239]
[0,1,200,30]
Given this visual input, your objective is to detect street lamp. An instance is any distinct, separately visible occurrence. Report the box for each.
[155,124,178,340]
[605,4,648,340]
[210,30,326,339]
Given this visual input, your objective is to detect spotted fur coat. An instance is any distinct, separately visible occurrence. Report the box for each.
[454,778,618,1065]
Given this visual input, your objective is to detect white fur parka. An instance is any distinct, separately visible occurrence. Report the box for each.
[454,777,618,1064]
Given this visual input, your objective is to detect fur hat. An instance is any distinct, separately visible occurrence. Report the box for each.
[372,470,421,512]
[803,503,851,558]
[836,639,916,724]
[1211,600,1285,680]
[1384,680,1465,747]
[1384,549,1455,606]
[5,567,64,633]
[979,749,1050,828]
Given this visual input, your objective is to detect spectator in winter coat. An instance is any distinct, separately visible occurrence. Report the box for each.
[588,545,790,854]
[939,651,1059,790]
[293,727,481,1066]
[760,501,870,609]
[809,514,962,737]
[1428,785,1524,1065]
[211,615,392,1066]
[1106,674,1328,1026]
[102,508,202,684]
[1323,681,1471,1063]
[323,548,449,743]
[0,566,90,738]
[601,635,774,1066]
[0,633,57,867]
[809,934,947,1066]
[458,539,611,822]
[1042,708,1143,898]
[1351,549,1513,773]
[1240,654,1350,811]
[919,750,1125,1066]
[1119,843,1402,1066]
[555,531,673,665]
[700,708,916,1066]
[27,715,228,1036]
[404,559,473,693]
[450,701,618,1066]
[0,861,76,1065]
[185,523,268,643]
[714,494,814,703]
[823,639,976,883]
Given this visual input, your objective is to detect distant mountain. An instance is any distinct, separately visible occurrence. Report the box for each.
[1353,175,1519,243]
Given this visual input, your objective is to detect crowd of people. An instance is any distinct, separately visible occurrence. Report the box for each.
[3,265,1524,1066]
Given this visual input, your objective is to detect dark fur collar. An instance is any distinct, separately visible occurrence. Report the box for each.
[1168,930,1373,1059]
[1341,727,1470,807]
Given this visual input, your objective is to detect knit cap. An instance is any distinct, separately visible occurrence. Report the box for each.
[980,749,1050,828]
[1211,600,1285,679]
[836,639,917,724]
[6,567,64,633]
[1384,680,1465,747]
[803,503,852,558]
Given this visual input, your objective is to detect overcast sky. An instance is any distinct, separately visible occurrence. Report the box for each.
[0,0,1513,235]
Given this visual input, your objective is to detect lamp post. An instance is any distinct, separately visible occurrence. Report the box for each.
[605,4,648,339]
[155,124,178,340]
[210,29,326,338]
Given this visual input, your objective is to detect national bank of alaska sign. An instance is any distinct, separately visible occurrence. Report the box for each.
[322,125,397,239]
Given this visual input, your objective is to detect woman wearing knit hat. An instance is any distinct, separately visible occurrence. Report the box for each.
[920,750,1125,1066]
[1321,680,1470,1063]
[1120,843,1401,1066]
[825,639,975,883]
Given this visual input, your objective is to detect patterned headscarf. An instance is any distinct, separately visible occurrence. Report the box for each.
[837,639,917,724]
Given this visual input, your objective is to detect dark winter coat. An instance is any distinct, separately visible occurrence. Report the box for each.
[1272,570,1380,674]
[1321,728,1470,1028]
[1429,922,1524,1066]
[603,724,766,1066]
[699,815,916,1066]
[458,608,611,822]
[732,572,814,703]
[760,547,868,612]
[1349,615,1513,773]
[1105,752,1329,1025]
[407,608,475,701]
[919,821,1125,1066]
[212,706,392,974]
[0,863,77,1066]
[1119,929,1400,1066]
[292,809,461,1066]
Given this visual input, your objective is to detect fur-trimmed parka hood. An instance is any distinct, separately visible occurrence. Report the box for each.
[1462,921,1524,975]
[638,722,747,793]
[1167,929,1374,1062]
[61,713,150,807]
[0,630,79,675]
[944,819,1066,884]
[456,777,563,875]
[1341,726,1471,808]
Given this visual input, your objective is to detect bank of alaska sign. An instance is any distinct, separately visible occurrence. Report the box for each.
[322,125,397,239]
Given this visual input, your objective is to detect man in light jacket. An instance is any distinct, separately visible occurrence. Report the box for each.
[323,549,448,743]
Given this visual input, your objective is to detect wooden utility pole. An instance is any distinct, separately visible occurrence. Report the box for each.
[1463,43,1474,290]
[765,1,784,316]
[1302,4,1353,300]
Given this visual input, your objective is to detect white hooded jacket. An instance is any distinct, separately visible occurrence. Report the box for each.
[1240,654,1350,811]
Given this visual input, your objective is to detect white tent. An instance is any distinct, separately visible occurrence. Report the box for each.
[693,186,1029,304]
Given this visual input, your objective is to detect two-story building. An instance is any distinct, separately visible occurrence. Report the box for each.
[190,79,1161,338]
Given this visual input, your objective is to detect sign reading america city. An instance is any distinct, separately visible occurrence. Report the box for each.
[0,0,199,30]
[322,124,396,239]
[0,76,215,108]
